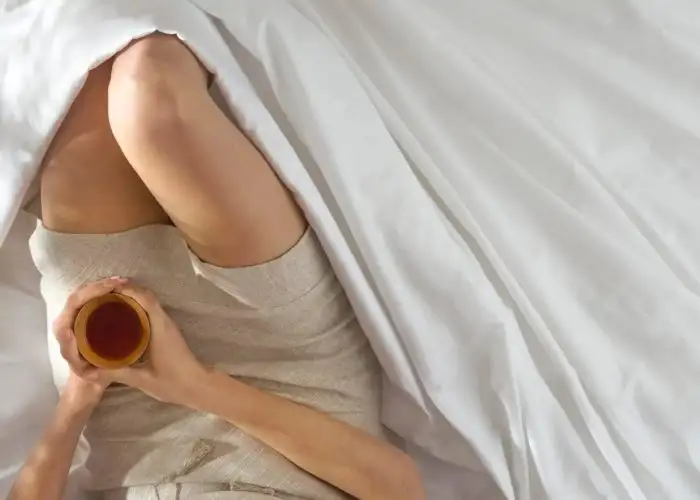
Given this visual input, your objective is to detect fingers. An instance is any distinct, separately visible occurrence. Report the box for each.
[53,276,129,335]
[53,276,128,375]
[113,282,160,311]
[67,276,129,312]
[56,327,92,376]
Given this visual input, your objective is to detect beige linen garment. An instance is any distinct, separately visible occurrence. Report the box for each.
[29,224,384,500]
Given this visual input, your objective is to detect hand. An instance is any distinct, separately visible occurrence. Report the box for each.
[108,282,209,407]
[61,371,108,410]
[53,276,130,396]
[55,278,208,408]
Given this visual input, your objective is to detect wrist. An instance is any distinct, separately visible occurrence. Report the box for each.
[185,368,241,413]
[61,384,102,413]
[180,365,220,411]
[58,393,98,426]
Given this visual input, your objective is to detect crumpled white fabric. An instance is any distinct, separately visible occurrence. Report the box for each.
[3,1,700,499]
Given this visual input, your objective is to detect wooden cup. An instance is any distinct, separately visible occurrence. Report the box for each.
[73,293,151,369]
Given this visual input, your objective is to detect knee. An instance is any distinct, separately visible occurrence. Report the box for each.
[107,34,207,146]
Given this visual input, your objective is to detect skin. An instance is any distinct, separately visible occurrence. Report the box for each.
[7,373,105,500]
[9,278,425,500]
[14,33,425,499]
[106,34,309,268]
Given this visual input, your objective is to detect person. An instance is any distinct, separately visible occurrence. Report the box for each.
[8,33,425,500]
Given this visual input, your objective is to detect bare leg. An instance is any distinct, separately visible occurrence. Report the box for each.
[40,61,169,234]
[108,34,307,268]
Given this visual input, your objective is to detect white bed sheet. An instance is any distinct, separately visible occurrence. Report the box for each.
[0,212,56,498]
[3,1,700,499]
[1,2,488,499]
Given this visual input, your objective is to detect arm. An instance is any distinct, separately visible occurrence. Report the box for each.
[9,277,124,500]
[8,376,103,500]
[188,369,425,500]
[54,281,427,500]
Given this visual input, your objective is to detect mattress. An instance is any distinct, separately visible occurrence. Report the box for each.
[3,1,700,499]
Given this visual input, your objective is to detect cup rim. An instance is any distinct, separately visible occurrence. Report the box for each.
[74,292,151,369]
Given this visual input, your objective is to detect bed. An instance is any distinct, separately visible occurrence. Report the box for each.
[2,1,700,499]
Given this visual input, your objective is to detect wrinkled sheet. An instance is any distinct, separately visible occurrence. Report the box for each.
[0,212,63,498]
[3,0,700,499]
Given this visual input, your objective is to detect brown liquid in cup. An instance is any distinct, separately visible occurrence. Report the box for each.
[85,301,143,360]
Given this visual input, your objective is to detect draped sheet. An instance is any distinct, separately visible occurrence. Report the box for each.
[3,1,700,498]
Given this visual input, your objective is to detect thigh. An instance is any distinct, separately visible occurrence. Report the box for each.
[108,34,307,268]
[40,61,169,234]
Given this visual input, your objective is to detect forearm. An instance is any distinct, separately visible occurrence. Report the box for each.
[8,391,97,500]
[189,370,425,500]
